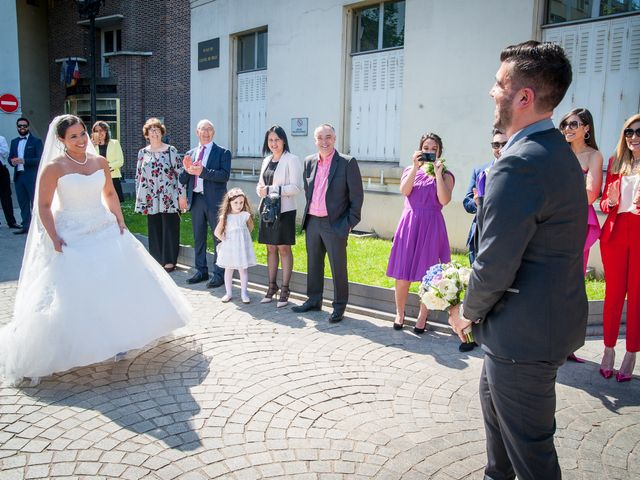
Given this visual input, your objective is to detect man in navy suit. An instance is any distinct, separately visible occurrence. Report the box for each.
[9,117,43,234]
[179,119,230,287]
[463,129,507,266]
[450,41,587,480]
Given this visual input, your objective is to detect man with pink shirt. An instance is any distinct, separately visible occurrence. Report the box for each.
[292,124,363,322]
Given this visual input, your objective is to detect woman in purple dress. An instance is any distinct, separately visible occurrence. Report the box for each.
[387,133,454,333]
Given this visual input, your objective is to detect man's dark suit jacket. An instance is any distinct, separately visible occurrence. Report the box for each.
[300,151,364,238]
[179,142,231,212]
[9,134,43,183]
[463,161,490,259]
[463,128,588,363]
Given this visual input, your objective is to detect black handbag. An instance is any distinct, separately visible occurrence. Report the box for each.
[260,186,281,226]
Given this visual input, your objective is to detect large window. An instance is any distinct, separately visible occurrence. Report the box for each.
[65,97,120,140]
[547,0,639,24]
[237,30,267,72]
[352,1,405,54]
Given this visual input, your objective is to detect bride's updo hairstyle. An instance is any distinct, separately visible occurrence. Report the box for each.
[56,115,86,138]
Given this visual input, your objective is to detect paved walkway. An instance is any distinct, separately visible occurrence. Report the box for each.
[0,224,638,480]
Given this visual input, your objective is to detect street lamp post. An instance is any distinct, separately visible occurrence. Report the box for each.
[76,0,104,126]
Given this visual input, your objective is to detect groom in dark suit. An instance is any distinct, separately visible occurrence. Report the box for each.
[449,41,588,480]
[292,124,363,322]
[179,119,230,288]
[9,117,43,234]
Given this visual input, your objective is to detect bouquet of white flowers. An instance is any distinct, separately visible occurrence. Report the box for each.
[422,157,448,177]
[419,262,473,343]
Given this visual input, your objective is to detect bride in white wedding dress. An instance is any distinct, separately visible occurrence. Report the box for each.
[0,115,191,386]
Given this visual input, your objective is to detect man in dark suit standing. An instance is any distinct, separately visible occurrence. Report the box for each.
[9,117,43,234]
[449,41,588,480]
[0,134,20,229]
[292,124,363,322]
[179,119,230,288]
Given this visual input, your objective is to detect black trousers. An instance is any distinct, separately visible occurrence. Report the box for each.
[147,212,180,266]
[14,171,35,229]
[305,215,349,312]
[190,193,223,280]
[0,164,17,226]
[480,353,562,480]
[112,177,124,203]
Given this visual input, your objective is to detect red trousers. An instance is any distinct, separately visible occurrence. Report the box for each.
[601,213,640,352]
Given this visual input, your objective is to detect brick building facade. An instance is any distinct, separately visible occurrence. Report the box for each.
[47,0,190,178]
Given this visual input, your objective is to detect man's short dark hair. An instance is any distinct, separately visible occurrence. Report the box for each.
[500,41,572,113]
[16,117,30,126]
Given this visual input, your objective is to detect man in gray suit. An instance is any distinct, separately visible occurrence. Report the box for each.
[292,124,363,322]
[449,41,587,480]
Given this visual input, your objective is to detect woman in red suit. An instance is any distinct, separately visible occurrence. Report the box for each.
[599,113,640,382]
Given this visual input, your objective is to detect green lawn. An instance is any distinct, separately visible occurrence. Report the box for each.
[121,199,605,300]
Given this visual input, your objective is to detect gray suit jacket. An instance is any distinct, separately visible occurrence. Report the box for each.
[463,128,588,362]
[300,151,364,238]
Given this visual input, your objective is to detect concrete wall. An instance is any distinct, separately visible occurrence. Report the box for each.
[16,0,50,138]
[0,1,21,139]
[191,0,540,174]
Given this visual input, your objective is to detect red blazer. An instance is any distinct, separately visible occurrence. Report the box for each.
[599,158,621,245]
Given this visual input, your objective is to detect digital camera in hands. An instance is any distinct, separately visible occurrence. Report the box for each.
[419,152,437,164]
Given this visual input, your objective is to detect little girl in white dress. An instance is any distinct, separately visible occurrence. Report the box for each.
[214,188,257,303]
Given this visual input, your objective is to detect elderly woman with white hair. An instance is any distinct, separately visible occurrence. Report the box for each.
[179,119,231,287]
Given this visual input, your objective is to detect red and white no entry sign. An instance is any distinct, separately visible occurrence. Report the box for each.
[0,94,19,113]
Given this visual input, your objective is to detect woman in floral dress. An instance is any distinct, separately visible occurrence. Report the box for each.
[135,118,187,272]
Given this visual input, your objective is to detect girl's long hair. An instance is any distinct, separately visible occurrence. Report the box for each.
[217,188,252,236]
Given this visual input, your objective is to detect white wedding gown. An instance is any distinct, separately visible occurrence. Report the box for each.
[0,170,191,385]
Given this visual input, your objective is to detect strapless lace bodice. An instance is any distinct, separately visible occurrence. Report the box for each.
[54,170,117,239]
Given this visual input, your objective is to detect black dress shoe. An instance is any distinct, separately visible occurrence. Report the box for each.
[459,341,477,352]
[291,300,322,313]
[187,271,209,284]
[329,310,345,323]
[8,224,21,229]
[13,229,28,235]
[206,277,224,289]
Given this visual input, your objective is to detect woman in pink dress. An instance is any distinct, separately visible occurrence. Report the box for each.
[560,108,603,273]
[560,108,603,363]
[386,133,454,334]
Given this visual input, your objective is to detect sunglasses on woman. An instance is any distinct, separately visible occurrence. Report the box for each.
[560,121,583,131]
[623,128,640,138]
[491,141,507,149]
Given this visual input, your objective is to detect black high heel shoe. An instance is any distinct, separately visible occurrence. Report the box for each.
[277,285,290,308]
[261,282,279,304]
[393,316,404,330]
[413,318,427,334]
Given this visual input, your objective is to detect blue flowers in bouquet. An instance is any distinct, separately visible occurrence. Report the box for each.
[419,262,471,311]
[419,262,474,343]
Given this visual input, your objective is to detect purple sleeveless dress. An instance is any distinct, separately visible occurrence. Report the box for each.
[386,167,453,281]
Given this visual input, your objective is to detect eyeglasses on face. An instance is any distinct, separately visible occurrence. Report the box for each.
[491,141,507,149]
[560,120,583,131]
[623,128,640,139]
[17,124,29,128]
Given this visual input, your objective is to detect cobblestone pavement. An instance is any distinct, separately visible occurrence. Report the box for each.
[0,225,639,479]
